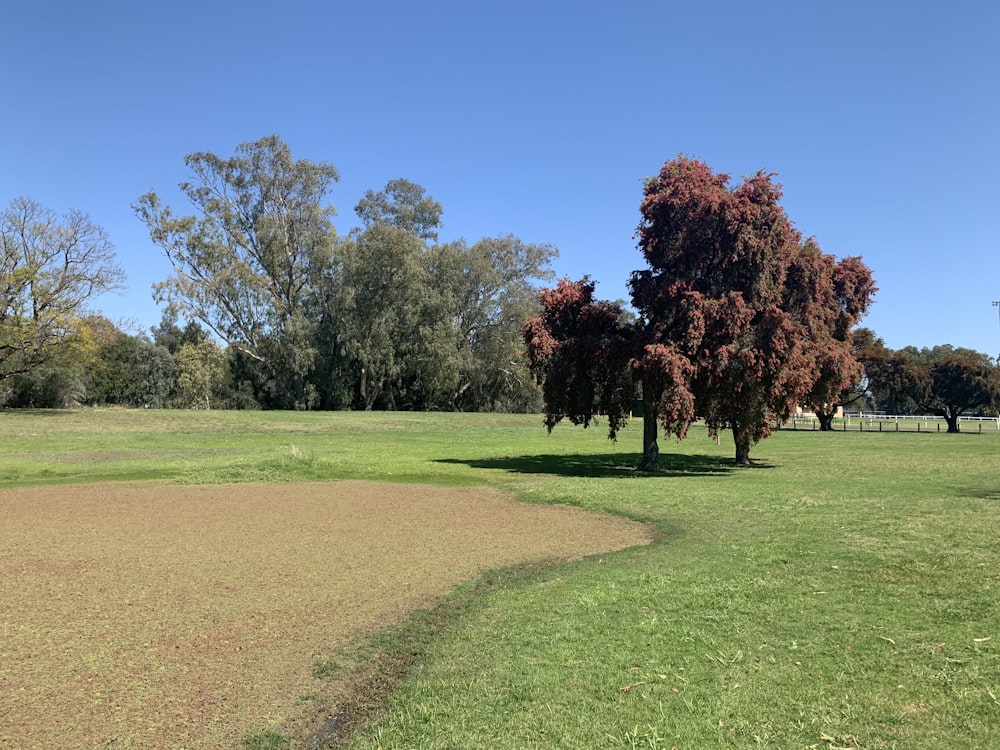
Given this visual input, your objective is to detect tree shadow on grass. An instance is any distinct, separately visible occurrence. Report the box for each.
[437,452,773,478]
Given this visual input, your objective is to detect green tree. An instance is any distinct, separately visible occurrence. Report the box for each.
[90,332,174,407]
[2,315,120,407]
[173,339,229,409]
[873,346,998,432]
[317,179,555,412]
[332,224,430,409]
[134,135,339,408]
[427,235,555,411]
[354,178,444,241]
[150,309,210,355]
[1,197,125,383]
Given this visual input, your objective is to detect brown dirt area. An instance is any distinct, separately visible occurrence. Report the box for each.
[0,481,652,749]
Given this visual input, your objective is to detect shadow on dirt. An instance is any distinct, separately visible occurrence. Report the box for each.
[437,452,772,478]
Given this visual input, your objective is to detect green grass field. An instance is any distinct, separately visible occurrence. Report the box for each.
[2,409,998,749]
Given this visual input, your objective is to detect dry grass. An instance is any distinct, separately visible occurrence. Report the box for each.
[0,480,652,749]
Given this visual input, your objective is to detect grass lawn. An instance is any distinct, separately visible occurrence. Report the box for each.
[2,409,998,749]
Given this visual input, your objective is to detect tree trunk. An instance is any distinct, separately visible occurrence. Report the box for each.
[732,422,752,465]
[945,411,960,433]
[359,365,381,410]
[640,398,660,472]
[816,410,835,431]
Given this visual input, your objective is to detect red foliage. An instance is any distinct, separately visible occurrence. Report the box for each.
[631,157,876,461]
[632,344,695,440]
[526,156,876,466]
[523,277,635,437]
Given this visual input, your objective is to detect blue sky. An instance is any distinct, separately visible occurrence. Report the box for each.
[4,1,999,355]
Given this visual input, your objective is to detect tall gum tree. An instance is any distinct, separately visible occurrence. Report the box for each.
[429,234,556,410]
[134,135,339,408]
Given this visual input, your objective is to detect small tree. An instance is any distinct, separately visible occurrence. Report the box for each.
[174,339,229,409]
[794,249,878,430]
[523,277,638,436]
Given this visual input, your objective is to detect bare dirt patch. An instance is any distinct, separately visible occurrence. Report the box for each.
[0,481,651,749]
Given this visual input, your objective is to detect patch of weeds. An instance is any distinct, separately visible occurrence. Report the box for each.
[242,729,290,750]
[609,724,673,748]
[313,658,339,679]
[285,444,312,464]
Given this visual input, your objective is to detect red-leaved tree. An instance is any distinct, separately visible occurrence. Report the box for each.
[791,247,878,430]
[524,157,876,468]
[522,277,637,439]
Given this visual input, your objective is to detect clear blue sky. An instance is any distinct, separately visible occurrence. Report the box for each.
[4,1,999,355]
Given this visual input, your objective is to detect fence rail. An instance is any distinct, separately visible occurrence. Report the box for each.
[844,411,1000,424]
[783,413,999,433]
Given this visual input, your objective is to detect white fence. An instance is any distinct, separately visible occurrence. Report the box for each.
[783,411,1000,432]
[844,411,1000,427]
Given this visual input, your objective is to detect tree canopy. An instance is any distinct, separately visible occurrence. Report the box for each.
[1,197,125,384]
[525,156,876,467]
[134,134,340,408]
[128,135,555,412]
[867,344,998,431]
[354,178,444,242]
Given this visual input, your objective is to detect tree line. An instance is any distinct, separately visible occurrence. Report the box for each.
[2,136,555,411]
[3,144,997,462]
[847,333,998,433]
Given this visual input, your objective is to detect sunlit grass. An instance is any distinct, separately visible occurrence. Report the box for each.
[2,408,998,748]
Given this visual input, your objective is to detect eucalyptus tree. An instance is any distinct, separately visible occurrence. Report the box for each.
[173,339,230,409]
[427,234,556,411]
[134,135,339,408]
[332,223,432,409]
[354,178,444,241]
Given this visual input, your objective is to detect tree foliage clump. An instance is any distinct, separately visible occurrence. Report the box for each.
[130,136,555,412]
[135,135,340,408]
[525,156,876,467]
[864,342,998,431]
[1,197,125,387]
